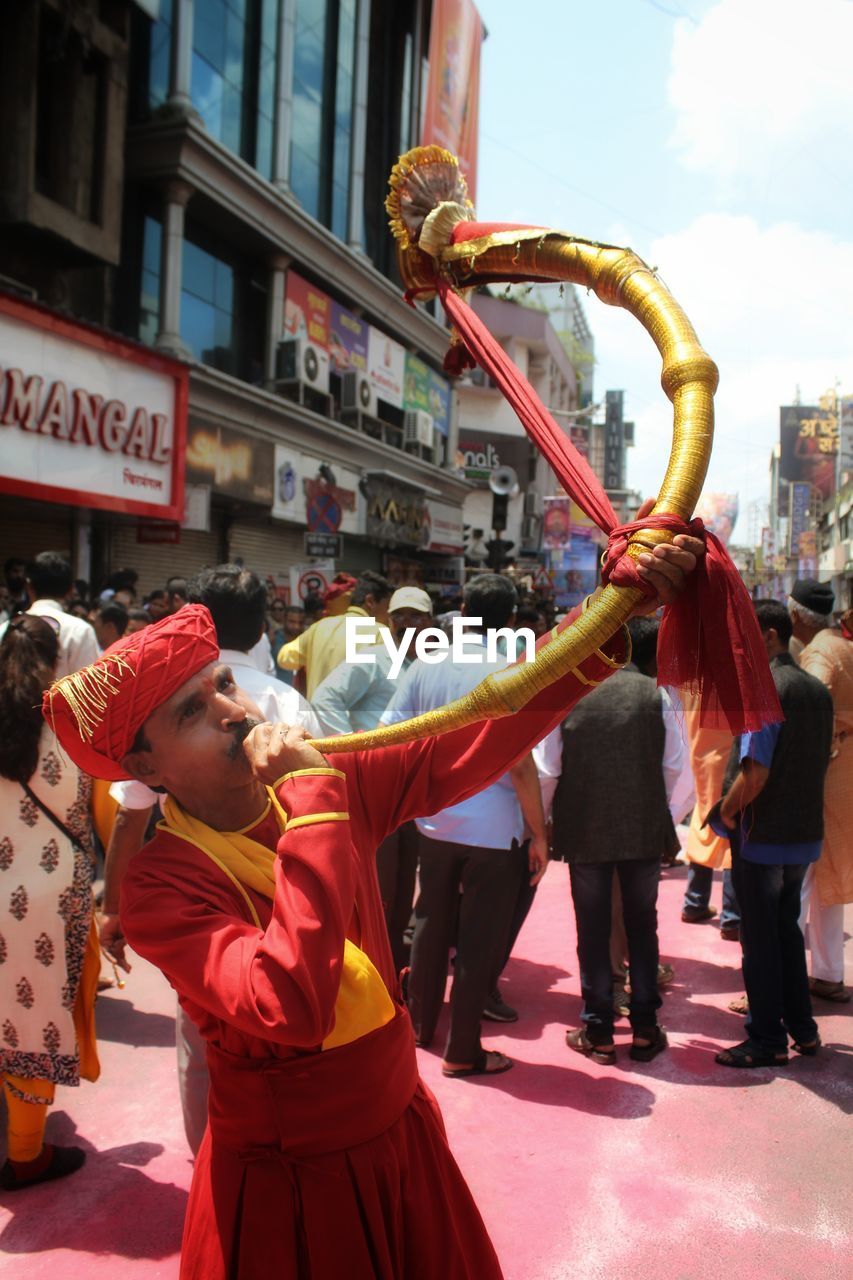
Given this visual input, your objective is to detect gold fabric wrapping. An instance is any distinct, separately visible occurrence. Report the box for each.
[311,155,717,756]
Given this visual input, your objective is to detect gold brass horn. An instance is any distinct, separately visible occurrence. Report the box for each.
[310,147,718,755]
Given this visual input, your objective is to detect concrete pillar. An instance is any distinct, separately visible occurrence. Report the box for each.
[272,0,297,195]
[347,0,371,251]
[265,254,291,386]
[166,0,200,118]
[155,180,194,360]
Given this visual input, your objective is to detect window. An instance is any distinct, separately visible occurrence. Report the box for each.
[139,216,162,347]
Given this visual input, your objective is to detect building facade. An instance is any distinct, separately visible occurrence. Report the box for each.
[0,0,470,600]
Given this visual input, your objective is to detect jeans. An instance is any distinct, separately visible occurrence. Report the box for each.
[569,858,663,1042]
[683,863,740,928]
[730,849,818,1052]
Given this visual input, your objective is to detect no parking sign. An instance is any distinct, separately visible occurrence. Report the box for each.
[289,561,335,604]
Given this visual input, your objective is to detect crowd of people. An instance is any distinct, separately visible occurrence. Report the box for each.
[0,544,849,1276]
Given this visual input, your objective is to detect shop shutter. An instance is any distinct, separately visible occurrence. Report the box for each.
[0,503,74,564]
[227,519,304,587]
[107,523,222,598]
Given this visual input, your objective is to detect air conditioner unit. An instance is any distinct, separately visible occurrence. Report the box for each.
[276,337,330,394]
[468,367,487,387]
[340,369,377,416]
[404,410,435,449]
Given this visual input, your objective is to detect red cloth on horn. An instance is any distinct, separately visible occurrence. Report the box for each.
[42,604,220,780]
[424,222,782,732]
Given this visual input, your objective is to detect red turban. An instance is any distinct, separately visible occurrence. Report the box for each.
[43,604,220,781]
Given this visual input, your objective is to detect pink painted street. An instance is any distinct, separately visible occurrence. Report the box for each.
[2,861,850,1280]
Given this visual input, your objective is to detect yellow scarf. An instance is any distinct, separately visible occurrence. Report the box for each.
[160,790,395,1050]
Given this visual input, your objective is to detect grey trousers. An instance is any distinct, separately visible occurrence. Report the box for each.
[175,1001,209,1156]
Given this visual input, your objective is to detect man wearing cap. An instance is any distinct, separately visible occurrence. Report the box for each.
[312,586,433,971]
[43,527,701,1279]
[790,578,853,1004]
[276,570,392,698]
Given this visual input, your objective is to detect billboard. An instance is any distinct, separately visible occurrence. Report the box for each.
[404,353,451,437]
[328,300,368,374]
[367,325,405,408]
[421,0,483,203]
[694,492,739,547]
[778,402,838,514]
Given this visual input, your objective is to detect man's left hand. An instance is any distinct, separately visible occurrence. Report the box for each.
[528,833,549,886]
[632,497,706,611]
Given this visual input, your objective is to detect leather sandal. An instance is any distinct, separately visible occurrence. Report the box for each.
[565,1027,616,1065]
[630,1026,668,1062]
[442,1049,513,1078]
[792,1035,821,1057]
[715,1039,789,1068]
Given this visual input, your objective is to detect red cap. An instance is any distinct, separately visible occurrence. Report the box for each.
[43,604,219,780]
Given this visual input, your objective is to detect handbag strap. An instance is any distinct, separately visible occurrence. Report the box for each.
[22,781,88,854]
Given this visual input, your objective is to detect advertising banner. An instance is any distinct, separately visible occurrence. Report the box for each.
[421,0,483,204]
[328,301,368,374]
[284,271,330,347]
[694,492,739,547]
[840,394,853,473]
[0,294,187,521]
[423,499,465,553]
[428,369,451,438]
[789,481,812,554]
[367,325,405,408]
[779,402,838,513]
[543,497,571,550]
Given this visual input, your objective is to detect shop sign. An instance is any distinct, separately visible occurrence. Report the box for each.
[272,445,362,534]
[284,271,330,348]
[404,353,451,437]
[457,430,530,484]
[0,293,186,520]
[422,556,465,588]
[367,325,405,408]
[366,478,428,547]
[137,521,181,544]
[186,424,273,504]
[424,499,465,553]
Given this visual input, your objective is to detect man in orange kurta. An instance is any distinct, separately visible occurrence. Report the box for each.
[43,526,700,1280]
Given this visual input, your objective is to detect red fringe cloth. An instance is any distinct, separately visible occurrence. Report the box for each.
[417,247,782,733]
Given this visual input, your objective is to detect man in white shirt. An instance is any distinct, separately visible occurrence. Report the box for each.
[0,552,98,677]
[381,574,548,1079]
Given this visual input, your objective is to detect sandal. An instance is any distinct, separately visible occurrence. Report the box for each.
[792,1035,821,1057]
[630,1026,668,1062]
[728,994,749,1016]
[809,978,850,1004]
[442,1049,513,1079]
[565,1027,616,1065]
[715,1039,789,1069]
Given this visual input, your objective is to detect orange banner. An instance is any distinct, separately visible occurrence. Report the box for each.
[421,0,483,204]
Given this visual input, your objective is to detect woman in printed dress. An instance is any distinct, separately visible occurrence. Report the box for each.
[0,614,99,1189]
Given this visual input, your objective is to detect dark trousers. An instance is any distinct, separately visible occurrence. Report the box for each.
[684,863,740,928]
[408,835,523,1063]
[498,840,536,977]
[375,821,420,976]
[569,858,662,1042]
[730,849,817,1052]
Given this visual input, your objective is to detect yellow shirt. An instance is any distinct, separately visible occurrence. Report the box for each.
[277,607,388,699]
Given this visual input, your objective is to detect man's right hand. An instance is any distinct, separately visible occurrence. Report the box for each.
[243,723,327,784]
[99,912,131,973]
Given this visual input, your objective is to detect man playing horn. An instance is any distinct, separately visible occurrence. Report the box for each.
[44,531,699,1279]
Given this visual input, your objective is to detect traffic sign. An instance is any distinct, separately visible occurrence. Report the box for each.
[306,490,342,532]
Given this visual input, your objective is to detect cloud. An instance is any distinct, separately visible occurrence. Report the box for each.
[668,0,853,183]
[586,213,853,533]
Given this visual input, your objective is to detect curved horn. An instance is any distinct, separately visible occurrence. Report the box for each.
[310,148,717,755]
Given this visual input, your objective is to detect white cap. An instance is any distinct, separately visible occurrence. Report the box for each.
[388,586,432,615]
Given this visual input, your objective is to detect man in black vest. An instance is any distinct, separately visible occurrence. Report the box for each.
[710,600,833,1068]
[552,616,683,1065]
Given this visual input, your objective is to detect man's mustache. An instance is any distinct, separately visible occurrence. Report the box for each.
[228,717,260,759]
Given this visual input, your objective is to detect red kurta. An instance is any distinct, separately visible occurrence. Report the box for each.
[121,623,628,1279]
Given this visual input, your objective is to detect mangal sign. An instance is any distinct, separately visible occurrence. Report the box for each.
[0,293,187,520]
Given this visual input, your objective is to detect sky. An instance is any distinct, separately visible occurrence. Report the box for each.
[473,0,853,540]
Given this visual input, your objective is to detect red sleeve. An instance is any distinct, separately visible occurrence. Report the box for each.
[343,613,629,850]
[121,769,355,1048]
